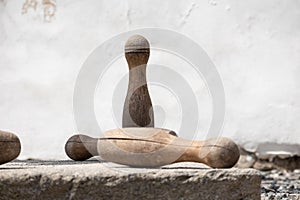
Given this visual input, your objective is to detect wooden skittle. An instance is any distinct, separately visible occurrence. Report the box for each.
[0,130,21,165]
[65,128,240,168]
[122,35,154,127]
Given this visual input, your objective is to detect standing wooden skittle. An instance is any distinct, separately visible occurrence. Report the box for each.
[65,128,240,168]
[122,35,154,127]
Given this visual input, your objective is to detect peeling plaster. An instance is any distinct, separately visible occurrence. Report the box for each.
[255,143,300,159]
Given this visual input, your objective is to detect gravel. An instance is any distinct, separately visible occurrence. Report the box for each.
[261,169,300,200]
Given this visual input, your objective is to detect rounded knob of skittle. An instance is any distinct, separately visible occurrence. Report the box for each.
[0,130,21,165]
[197,137,240,168]
[65,134,97,161]
[123,35,154,127]
[125,35,150,68]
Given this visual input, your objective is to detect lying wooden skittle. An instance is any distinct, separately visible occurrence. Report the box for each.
[65,128,240,168]
[0,130,21,165]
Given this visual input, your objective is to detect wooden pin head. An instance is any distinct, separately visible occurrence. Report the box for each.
[64,134,98,161]
[125,35,150,69]
[122,35,154,128]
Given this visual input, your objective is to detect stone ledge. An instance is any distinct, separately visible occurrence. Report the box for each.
[0,160,261,200]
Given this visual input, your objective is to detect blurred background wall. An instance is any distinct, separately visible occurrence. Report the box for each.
[0,0,299,159]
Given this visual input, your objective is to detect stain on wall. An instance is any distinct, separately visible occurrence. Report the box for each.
[22,0,56,22]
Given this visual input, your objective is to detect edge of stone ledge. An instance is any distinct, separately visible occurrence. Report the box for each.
[0,161,261,200]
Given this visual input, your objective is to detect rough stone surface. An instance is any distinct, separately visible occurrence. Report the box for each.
[0,160,261,200]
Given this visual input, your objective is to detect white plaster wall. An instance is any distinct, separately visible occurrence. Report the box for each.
[0,0,299,159]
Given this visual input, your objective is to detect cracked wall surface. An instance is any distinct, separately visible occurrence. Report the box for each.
[0,0,299,160]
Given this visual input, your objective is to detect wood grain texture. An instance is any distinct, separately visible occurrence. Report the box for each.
[0,130,21,165]
[64,134,97,161]
[122,35,154,127]
[65,128,240,168]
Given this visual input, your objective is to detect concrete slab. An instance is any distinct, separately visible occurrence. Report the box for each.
[0,160,261,200]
